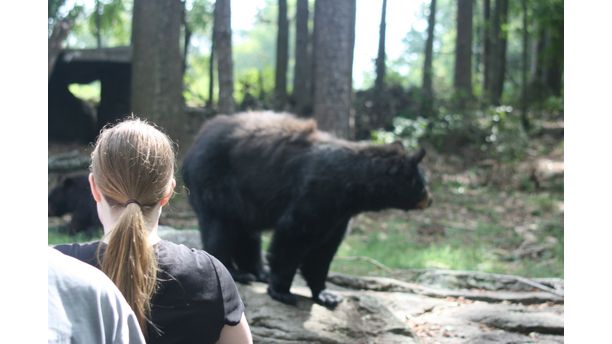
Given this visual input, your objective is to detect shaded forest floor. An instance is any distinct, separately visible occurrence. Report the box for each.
[48,120,564,279]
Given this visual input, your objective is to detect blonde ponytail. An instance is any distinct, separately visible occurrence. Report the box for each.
[101,202,157,335]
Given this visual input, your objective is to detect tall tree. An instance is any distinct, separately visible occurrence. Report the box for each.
[94,0,102,48]
[487,0,508,105]
[208,29,215,108]
[545,7,563,97]
[372,0,388,129]
[214,0,235,114]
[521,0,530,131]
[528,0,563,102]
[421,0,437,118]
[131,0,185,142]
[454,0,474,109]
[274,0,289,111]
[374,0,387,92]
[483,0,491,97]
[181,5,191,76]
[313,0,356,139]
[48,18,71,80]
[293,0,312,116]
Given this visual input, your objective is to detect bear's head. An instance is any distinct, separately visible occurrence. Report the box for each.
[377,142,432,211]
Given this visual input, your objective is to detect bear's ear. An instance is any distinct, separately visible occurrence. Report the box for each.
[412,148,426,164]
[391,140,404,150]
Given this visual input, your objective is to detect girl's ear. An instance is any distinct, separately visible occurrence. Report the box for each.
[88,173,102,203]
[160,178,176,207]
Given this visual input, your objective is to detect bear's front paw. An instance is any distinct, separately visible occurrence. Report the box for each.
[267,286,297,306]
[255,267,270,283]
[313,289,342,309]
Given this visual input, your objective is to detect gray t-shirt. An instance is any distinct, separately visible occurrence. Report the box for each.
[48,247,146,344]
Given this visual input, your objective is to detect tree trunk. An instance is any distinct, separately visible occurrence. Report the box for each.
[95,0,102,48]
[454,0,473,110]
[421,0,437,118]
[488,0,508,105]
[545,21,563,96]
[48,19,71,80]
[374,0,387,92]
[483,0,491,99]
[214,0,235,115]
[131,0,185,143]
[313,0,356,139]
[293,0,312,116]
[274,0,289,111]
[373,0,388,129]
[208,31,215,108]
[521,0,530,131]
[182,3,191,76]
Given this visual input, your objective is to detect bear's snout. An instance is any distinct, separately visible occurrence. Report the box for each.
[416,191,432,209]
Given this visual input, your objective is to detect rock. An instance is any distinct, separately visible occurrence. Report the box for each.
[157,228,564,343]
[48,150,91,173]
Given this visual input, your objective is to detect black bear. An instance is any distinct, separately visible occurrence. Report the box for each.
[48,174,101,235]
[182,111,432,308]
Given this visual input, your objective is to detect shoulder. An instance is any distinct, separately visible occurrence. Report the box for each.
[53,241,101,267]
[48,248,146,343]
[156,240,232,291]
[48,247,124,303]
[48,246,103,284]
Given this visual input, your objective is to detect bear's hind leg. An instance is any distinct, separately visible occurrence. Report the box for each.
[200,218,253,283]
[234,230,269,282]
[266,225,311,306]
[300,217,350,309]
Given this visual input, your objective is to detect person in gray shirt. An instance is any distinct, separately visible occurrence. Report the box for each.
[48,247,145,344]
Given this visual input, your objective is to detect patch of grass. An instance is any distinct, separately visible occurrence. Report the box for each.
[48,226,102,246]
[329,169,563,279]
[331,206,562,278]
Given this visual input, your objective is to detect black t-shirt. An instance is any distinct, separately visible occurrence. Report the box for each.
[54,240,244,344]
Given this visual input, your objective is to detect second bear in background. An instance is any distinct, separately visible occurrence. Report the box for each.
[48,174,101,235]
[182,111,432,308]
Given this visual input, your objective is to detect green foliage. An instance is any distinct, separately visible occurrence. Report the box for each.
[371,117,428,150]
[186,0,213,34]
[184,53,212,107]
[48,0,86,36]
[370,103,530,162]
[478,105,529,161]
[87,0,132,46]
[69,81,101,103]
[49,0,68,20]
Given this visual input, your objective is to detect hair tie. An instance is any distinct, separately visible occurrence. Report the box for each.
[125,199,142,207]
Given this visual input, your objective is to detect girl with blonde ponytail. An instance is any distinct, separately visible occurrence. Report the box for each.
[55,117,253,344]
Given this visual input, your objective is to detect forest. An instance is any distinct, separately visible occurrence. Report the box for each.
[47,0,564,342]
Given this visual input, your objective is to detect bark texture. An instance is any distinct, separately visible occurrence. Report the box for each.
[131,0,185,142]
[454,0,474,109]
[274,0,289,111]
[293,0,312,116]
[313,0,356,139]
[421,0,437,117]
[214,0,235,115]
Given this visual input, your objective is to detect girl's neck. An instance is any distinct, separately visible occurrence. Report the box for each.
[101,224,161,245]
[100,204,164,246]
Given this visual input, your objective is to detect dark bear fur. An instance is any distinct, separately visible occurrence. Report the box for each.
[48,174,101,235]
[182,111,432,308]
